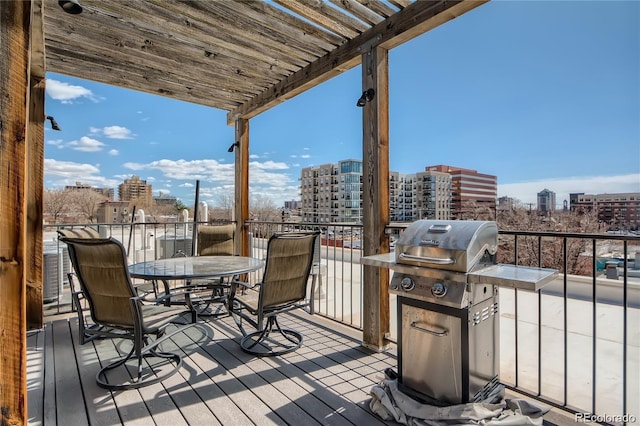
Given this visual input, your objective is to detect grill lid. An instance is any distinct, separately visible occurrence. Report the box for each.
[395,220,498,273]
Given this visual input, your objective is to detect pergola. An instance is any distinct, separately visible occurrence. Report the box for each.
[0,0,487,423]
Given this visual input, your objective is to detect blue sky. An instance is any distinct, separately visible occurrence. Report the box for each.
[44,0,639,209]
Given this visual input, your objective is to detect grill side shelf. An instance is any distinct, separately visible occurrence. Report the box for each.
[467,264,558,292]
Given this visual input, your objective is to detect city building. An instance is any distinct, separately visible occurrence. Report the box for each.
[301,161,498,224]
[154,192,177,207]
[65,181,114,200]
[426,165,497,219]
[300,163,336,224]
[337,159,363,224]
[118,176,153,204]
[284,200,302,211]
[415,169,452,220]
[537,188,556,213]
[97,200,132,224]
[570,192,640,229]
[498,196,517,211]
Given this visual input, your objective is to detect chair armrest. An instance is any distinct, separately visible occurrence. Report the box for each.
[230,280,256,290]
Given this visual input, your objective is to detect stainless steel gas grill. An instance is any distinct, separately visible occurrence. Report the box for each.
[361,220,558,406]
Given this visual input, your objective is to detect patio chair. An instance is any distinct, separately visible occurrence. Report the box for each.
[57,227,101,341]
[228,231,320,356]
[60,236,196,390]
[188,224,236,315]
[196,223,235,257]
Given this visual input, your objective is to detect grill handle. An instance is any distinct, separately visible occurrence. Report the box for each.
[399,253,455,265]
[410,322,449,337]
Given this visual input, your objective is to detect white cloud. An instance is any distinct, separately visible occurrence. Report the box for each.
[123,159,235,182]
[120,158,298,205]
[47,139,64,149]
[46,79,100,103]
[498,173,640,207]
[68,136,105,152]
[44,159,119,188]
[249,160,289,170]
[108,149,119,156]
[103,126,134,139]
[90,125,134,139]
[300,154,311,159]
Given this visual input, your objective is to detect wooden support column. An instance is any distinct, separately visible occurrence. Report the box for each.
[0,0,33,424]
[27,0,46,331]
[234,118,250,257]
[361,45,390,351]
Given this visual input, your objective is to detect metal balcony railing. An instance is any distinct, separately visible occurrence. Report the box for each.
[42,221,639,424]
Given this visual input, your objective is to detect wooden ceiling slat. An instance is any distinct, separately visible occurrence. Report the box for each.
[41,0,486,114]
[228,0,487,122]
[238,0,346,49]
[296,0,371,33]
[354,0,399,18]
[183,0,330,60]
[47,50,243,110]
[44,21,271,95]
[79,0,305,72]
[145,0,318,66]
[273,0,364,38]
[387,0,412,9]
[329,0,385,26]
[45,3,295,83]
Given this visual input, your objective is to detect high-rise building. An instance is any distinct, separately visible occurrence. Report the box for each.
[118,176,153,204]
[537,189,556,213]
[301,161,495,223]
[415,170,452,220]
[425,165,497,219]
[337,160,362,223]
[300,160,363,224]
[300,163,336,224]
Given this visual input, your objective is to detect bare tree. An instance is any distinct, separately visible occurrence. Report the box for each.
[69,189,108,223]
[44,188,73,223]
[250,195,280,237]
[212,193,235,222]
[496,207,602,275]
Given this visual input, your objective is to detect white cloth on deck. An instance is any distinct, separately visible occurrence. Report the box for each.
[369,379,549,426]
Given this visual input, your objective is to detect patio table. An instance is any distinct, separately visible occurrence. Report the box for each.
[129,256,264,314]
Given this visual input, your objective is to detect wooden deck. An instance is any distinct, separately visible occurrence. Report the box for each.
[27,310,577,426]
[27,311,397,426]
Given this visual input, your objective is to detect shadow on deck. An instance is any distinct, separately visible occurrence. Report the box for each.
[27,311,576,425]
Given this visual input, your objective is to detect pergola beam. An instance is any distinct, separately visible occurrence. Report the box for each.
[227,0,487,124]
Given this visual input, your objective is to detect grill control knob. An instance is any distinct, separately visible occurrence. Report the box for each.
[431,282,447,298]
[400,277,415,291]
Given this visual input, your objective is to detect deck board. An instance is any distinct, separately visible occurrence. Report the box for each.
[42,322,57,426]
[29,311,396,426]
[26,331,44,426]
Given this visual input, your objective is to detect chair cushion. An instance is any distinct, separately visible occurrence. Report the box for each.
[197,224,235,256]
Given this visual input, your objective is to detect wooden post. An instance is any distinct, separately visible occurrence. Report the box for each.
[234,118,250,257]
[27,0,46,330]
[361,45,390,351]
[0,0,33,423]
